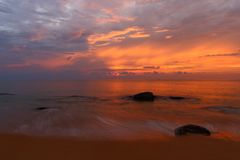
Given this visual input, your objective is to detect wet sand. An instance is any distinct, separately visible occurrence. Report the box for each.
[0,134,240,160]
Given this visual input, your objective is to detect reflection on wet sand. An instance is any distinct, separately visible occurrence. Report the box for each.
[0,80,240,141]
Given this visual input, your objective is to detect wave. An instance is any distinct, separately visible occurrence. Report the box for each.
[204,106,240,115]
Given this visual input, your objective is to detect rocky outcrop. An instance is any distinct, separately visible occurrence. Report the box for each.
[35,107,49,111]
[133,92,155,101]
[175,124,211,136]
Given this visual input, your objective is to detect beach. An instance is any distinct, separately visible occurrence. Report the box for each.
[1,134,240,160]
[1,80,240,159]
[1,0,240,159]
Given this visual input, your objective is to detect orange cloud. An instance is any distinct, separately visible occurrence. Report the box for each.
[95,45,166,72]
[165,35,173,39]
[153,27,170,33]
[88,26,149,46]
[129,32,150,38]
[94,40,239,74]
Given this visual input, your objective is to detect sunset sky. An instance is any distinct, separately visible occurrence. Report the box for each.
[0,0,239,79]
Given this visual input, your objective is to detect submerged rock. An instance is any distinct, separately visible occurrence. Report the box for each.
[175,124,211,136]
[168,96,186,100]
[35,107,49,111]
[133,92,155,101]
[157,96,199,101]
[68,95,83,98]
[124,93,198,102]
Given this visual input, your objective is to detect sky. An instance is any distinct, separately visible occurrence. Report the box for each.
[0,0,239,80]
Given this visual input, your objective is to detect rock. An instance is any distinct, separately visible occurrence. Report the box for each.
[35,107,49,111]
[133,92,155,101]
[175,124,211,136]
[69,95,82,98]
[169,96,186,100]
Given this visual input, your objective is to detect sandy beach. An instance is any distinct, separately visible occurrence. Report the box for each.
[1,0,240,158]
[1,134,240,160]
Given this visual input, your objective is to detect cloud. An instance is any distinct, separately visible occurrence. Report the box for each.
[0,0,240,79]
[0,1,12,14]
[96,8,135,24]
[129,32,150,38]
[143,66,160,69]
[88,26,148,46]
[203,52,240,57]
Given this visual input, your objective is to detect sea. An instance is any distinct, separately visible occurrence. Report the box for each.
[0,80,240,140]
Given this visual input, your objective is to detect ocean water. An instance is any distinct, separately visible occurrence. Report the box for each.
[0,80,240,140]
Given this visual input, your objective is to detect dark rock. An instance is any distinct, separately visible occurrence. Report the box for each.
[175,124,211,136]
[133,92,155,101]
[169,96,186,100]
[156,96,189,101]
[69,95,83,98]
[35,107,49,111]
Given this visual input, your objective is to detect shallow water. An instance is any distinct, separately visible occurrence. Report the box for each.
[0,80,240,140]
